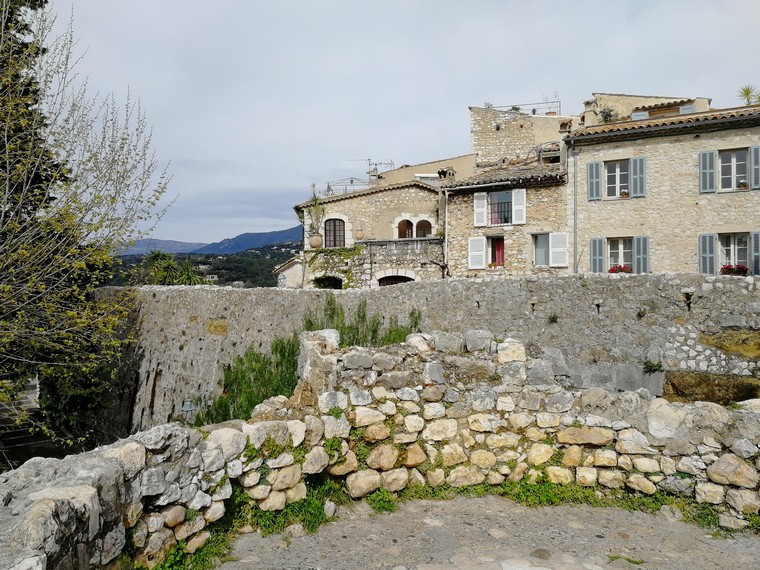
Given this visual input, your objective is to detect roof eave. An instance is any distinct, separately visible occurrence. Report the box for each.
[566,114,760,146]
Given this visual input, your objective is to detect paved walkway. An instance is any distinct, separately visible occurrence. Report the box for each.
[217,495,760,569]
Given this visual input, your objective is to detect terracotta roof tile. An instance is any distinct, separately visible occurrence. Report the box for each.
[567,105,760,142]
[444,164,566,190]
[632,99,693,111]
[294,180,437,209]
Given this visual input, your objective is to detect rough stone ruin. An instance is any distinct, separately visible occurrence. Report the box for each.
[2,328,760,569]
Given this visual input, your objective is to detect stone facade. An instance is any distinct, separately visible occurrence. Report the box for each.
[288,181,445,289]
[5,329,760,569]
[469,106,577,165]
[581,93,711,127]
[445,178,568,277]
[568,115,760,274]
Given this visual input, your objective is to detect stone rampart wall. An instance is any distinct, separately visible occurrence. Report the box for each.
[131,274,760,431]
[3,330,760,569]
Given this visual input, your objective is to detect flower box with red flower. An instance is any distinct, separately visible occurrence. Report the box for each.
[720,264,749,276]
[608,265,633,274]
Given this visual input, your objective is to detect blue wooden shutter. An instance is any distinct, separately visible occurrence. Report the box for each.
[587,162,601,201]
[752,232,760,276]
[699,151,716,193]
[589,237,604,273]
[698,233,717,274]
[630,157,647,197]
[633,236,649,274]
[750,146,760,190]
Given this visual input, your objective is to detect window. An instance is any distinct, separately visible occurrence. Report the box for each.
[720,149,748,190]
[606,160,629,198]
[416,220,432,237]
[608,237,632,269]
[700,147,760,192]
[490,191,512,224]
[590,236,649,273]
[473,189,526,226]
[588,158,646,200]
[720,233,748,267]
[324,218,345,248]
[398,219,413,239]
[700,232,760,274]
[533,233,568,267]
[489,237,504,267]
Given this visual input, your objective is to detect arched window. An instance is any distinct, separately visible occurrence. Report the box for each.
[312,275,343,289]
[324,219,345,247]
[378,275,414,286]
[416,220,432,238]
[398,219,413,239]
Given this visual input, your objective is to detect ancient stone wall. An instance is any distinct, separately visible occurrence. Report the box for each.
[4,330,760,569]
[300,238,446,290]
[130,274,760,431]
[469,107,573,165]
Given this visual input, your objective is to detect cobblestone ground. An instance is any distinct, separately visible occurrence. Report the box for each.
[216,496,760,570]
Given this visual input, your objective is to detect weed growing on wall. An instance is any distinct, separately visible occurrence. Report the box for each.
[194,334,299,426]
[304,294,422,347]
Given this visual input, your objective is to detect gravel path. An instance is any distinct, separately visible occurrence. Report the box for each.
[217,495,760,570]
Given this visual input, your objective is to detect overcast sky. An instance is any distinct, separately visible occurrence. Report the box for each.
[47,0,759,244]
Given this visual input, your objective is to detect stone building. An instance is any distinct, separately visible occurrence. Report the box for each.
[278,179,446,289]
[443,164,569,277]
[279,94,760,288]
[566,104,760,274]
[579,93,712,127]
[469,104,577,166]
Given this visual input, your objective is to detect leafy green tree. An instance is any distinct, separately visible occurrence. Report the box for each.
[0,0,169,441]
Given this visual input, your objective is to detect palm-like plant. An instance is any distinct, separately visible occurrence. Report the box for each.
[738,84,758,105]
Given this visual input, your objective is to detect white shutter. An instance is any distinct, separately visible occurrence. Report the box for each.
[512,188,526,225]
[473,193,487,227]
[548,232,568,267]
[468,236,486,269]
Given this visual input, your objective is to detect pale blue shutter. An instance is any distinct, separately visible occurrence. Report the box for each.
[630,157,646,197]
[752,232,760,276]
[590,237,604,273]
[633,236,649,274]
[587,162,601,201]
[750,146,760,190]
[699,151,716,193]
[698,233,717,274]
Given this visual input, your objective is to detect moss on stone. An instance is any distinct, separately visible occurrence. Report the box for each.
[663,370,760,405]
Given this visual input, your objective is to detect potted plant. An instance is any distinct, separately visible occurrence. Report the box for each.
[608,265,633,274]
[619,190,630,199]
[737,180,749,190]
[304,184,325,248]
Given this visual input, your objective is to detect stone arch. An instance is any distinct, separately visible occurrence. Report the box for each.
[312,275,343,289]
[392,214,437,238]
[416,219,432,238]
[374,268,418,288]
[397,219,413,239]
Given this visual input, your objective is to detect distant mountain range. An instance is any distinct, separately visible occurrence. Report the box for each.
[121,225,303,256]
[192,226,302,254]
